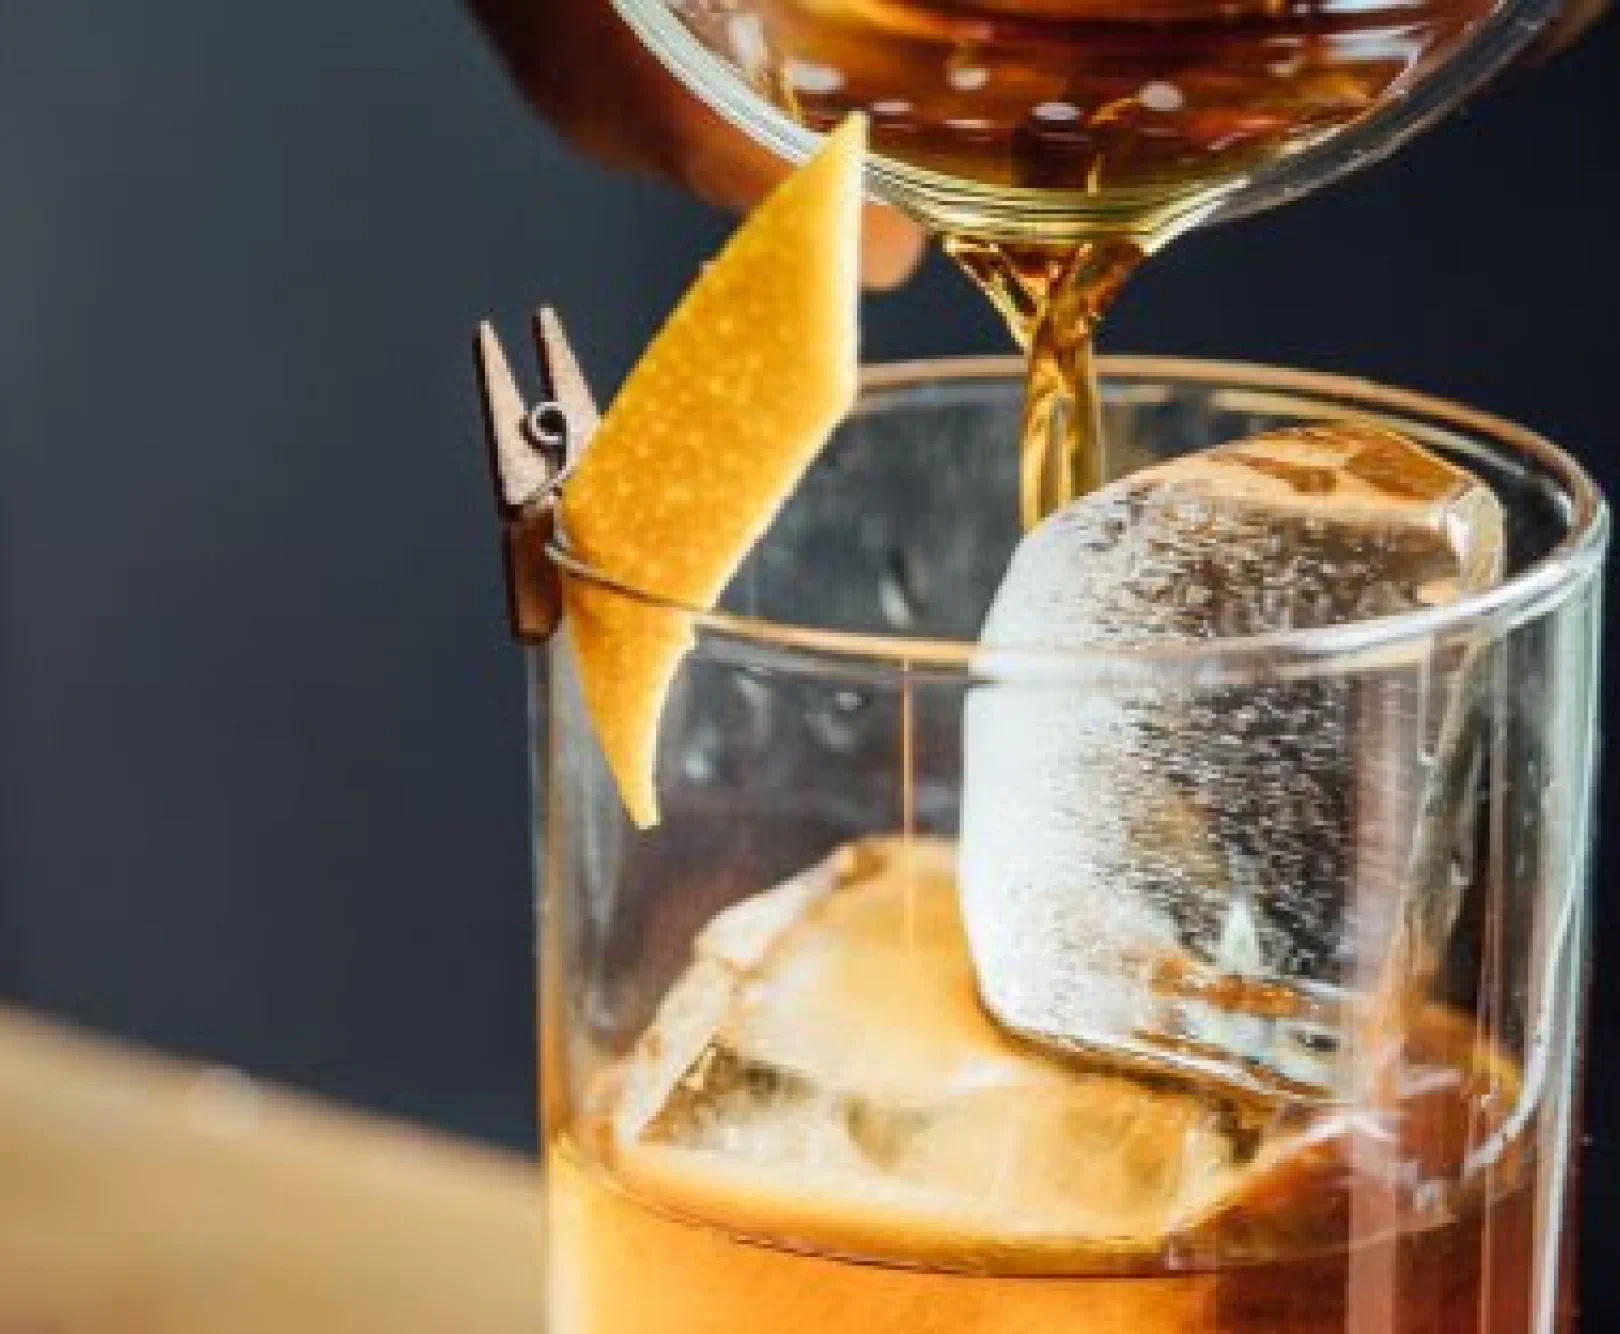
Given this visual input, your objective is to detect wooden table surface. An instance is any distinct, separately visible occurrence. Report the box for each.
[0,1007,542,1332]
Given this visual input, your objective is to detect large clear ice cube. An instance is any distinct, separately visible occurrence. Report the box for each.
[960,425,1504,1099]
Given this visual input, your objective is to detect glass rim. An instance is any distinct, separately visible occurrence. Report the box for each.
[551,355,1609,681]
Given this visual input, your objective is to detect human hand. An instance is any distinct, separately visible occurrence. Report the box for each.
[465,0,927,289]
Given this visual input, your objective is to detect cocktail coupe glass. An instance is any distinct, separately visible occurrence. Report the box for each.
[611,0,1565,518]
[539,358,1606,1333]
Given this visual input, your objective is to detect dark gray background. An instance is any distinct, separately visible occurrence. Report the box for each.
[1,0,1615,1300]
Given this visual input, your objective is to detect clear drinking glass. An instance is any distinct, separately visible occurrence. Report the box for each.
[539,358,1605,1334]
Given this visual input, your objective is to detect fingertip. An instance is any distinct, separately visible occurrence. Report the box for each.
[860,205,928,291]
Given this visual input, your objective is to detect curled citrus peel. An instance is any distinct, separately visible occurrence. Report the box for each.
[558,116,866,826]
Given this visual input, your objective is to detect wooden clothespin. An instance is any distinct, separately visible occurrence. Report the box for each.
[473,308,601,641]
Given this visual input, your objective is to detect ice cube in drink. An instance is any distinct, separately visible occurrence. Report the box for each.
[550,837,1533,1334]
[960,424,1504,1098]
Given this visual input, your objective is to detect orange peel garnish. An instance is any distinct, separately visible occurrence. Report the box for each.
[559,116,866,826]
